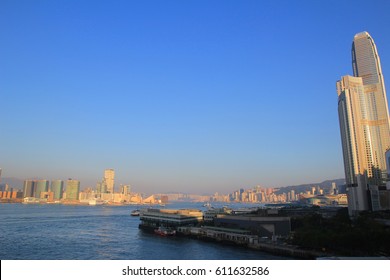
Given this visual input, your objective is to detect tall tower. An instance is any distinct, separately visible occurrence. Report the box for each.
[35,180,49,198]
[23,180,36,198]
[104,169,115,193]
[51,180,64,200]
[337,32,390,215]
[65,179,80,201]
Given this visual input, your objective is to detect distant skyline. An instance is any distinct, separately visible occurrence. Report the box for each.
[1,0,390,194]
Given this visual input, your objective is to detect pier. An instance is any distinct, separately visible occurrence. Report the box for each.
[176,225,325,259]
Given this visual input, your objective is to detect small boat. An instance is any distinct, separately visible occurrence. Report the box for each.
[89,198,104,205]
[130,209,140,216]
[154,226,176,236]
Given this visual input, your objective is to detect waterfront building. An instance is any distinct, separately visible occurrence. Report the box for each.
[96,181,106,194]
[121,184,131,195]
[337,32,390,215]
[23,180,36,197]
[214,215,291,239]
[51,180,64,200]
[65,179,80,201]
[39,191,54,201]
[204,207,232,223]
[104,169,115,193]
[139,208,203,229]
[34,180,49,198]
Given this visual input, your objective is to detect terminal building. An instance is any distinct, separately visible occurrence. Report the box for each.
[139,208,203,230]
[213,215,291,239]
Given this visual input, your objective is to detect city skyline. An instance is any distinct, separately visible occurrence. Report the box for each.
[2,1,390,194]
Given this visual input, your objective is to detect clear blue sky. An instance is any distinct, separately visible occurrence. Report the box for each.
[1,0,390,194]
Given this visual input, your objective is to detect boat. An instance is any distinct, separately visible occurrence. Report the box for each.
[130,209,140,216]
[88,198,104,205]
[154,226,176,236]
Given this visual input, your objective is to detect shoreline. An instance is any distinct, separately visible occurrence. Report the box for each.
[139,224,326,260]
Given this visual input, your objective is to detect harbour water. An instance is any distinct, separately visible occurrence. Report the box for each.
[0,202,292,260]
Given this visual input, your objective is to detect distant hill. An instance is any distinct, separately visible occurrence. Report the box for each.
[0,177,24,189]
[275,178,346,194]
[1,176,347,195]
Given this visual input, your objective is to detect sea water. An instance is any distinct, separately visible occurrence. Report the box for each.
[0,202,291,260]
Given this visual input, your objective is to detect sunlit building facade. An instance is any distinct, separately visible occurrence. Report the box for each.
[337,32,390,215]
[51,180,64,200]
[104,169,115,193]
[35,180,49,198]
[65,179,80,201]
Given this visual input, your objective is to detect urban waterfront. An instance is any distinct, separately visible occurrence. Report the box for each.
[0,202,292,260]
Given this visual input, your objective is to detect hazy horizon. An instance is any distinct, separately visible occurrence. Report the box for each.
[1,0,389,194]
[0,174,345,196]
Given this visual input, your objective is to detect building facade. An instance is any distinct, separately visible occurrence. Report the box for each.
[23,180,36,198]
[51,180,64,200]
[104,169,115,193]
[65,179,80,201]
[337,32,390,215]
[35,180,49,198]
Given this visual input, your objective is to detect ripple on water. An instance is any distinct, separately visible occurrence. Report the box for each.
[0,203,292,260]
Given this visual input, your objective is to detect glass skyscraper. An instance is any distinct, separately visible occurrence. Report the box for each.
[337,32,390,215]
[51,180,64,200]
[23,180,36,198]
[35,180,49,198]
[65,179,80,201]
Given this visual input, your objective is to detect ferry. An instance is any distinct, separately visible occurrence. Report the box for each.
[130,209,140,216]
[88,198,104,206]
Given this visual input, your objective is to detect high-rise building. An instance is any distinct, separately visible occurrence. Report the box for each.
[0,168,3,192]
[51,180,64,200]
[120,184,131,195]
[96,181,104,194]
[35,180,49,198]
[65,179,80,201]
[337,32,390,215]
[104,169,115,193]
[23,180,36,197]
[331,182,337,195]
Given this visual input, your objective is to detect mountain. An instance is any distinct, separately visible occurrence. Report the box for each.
[275,178,346,194]
[0,177,25,189]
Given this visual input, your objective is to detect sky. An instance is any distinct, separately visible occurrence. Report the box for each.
[1,0,390,195]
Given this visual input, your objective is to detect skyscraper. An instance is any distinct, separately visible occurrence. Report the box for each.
[51,180,64,200]
[337,32,390,215]
[35,180,49,198]
[65,179,80,201]
[104,169,115,193]
[23,180,36,198]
